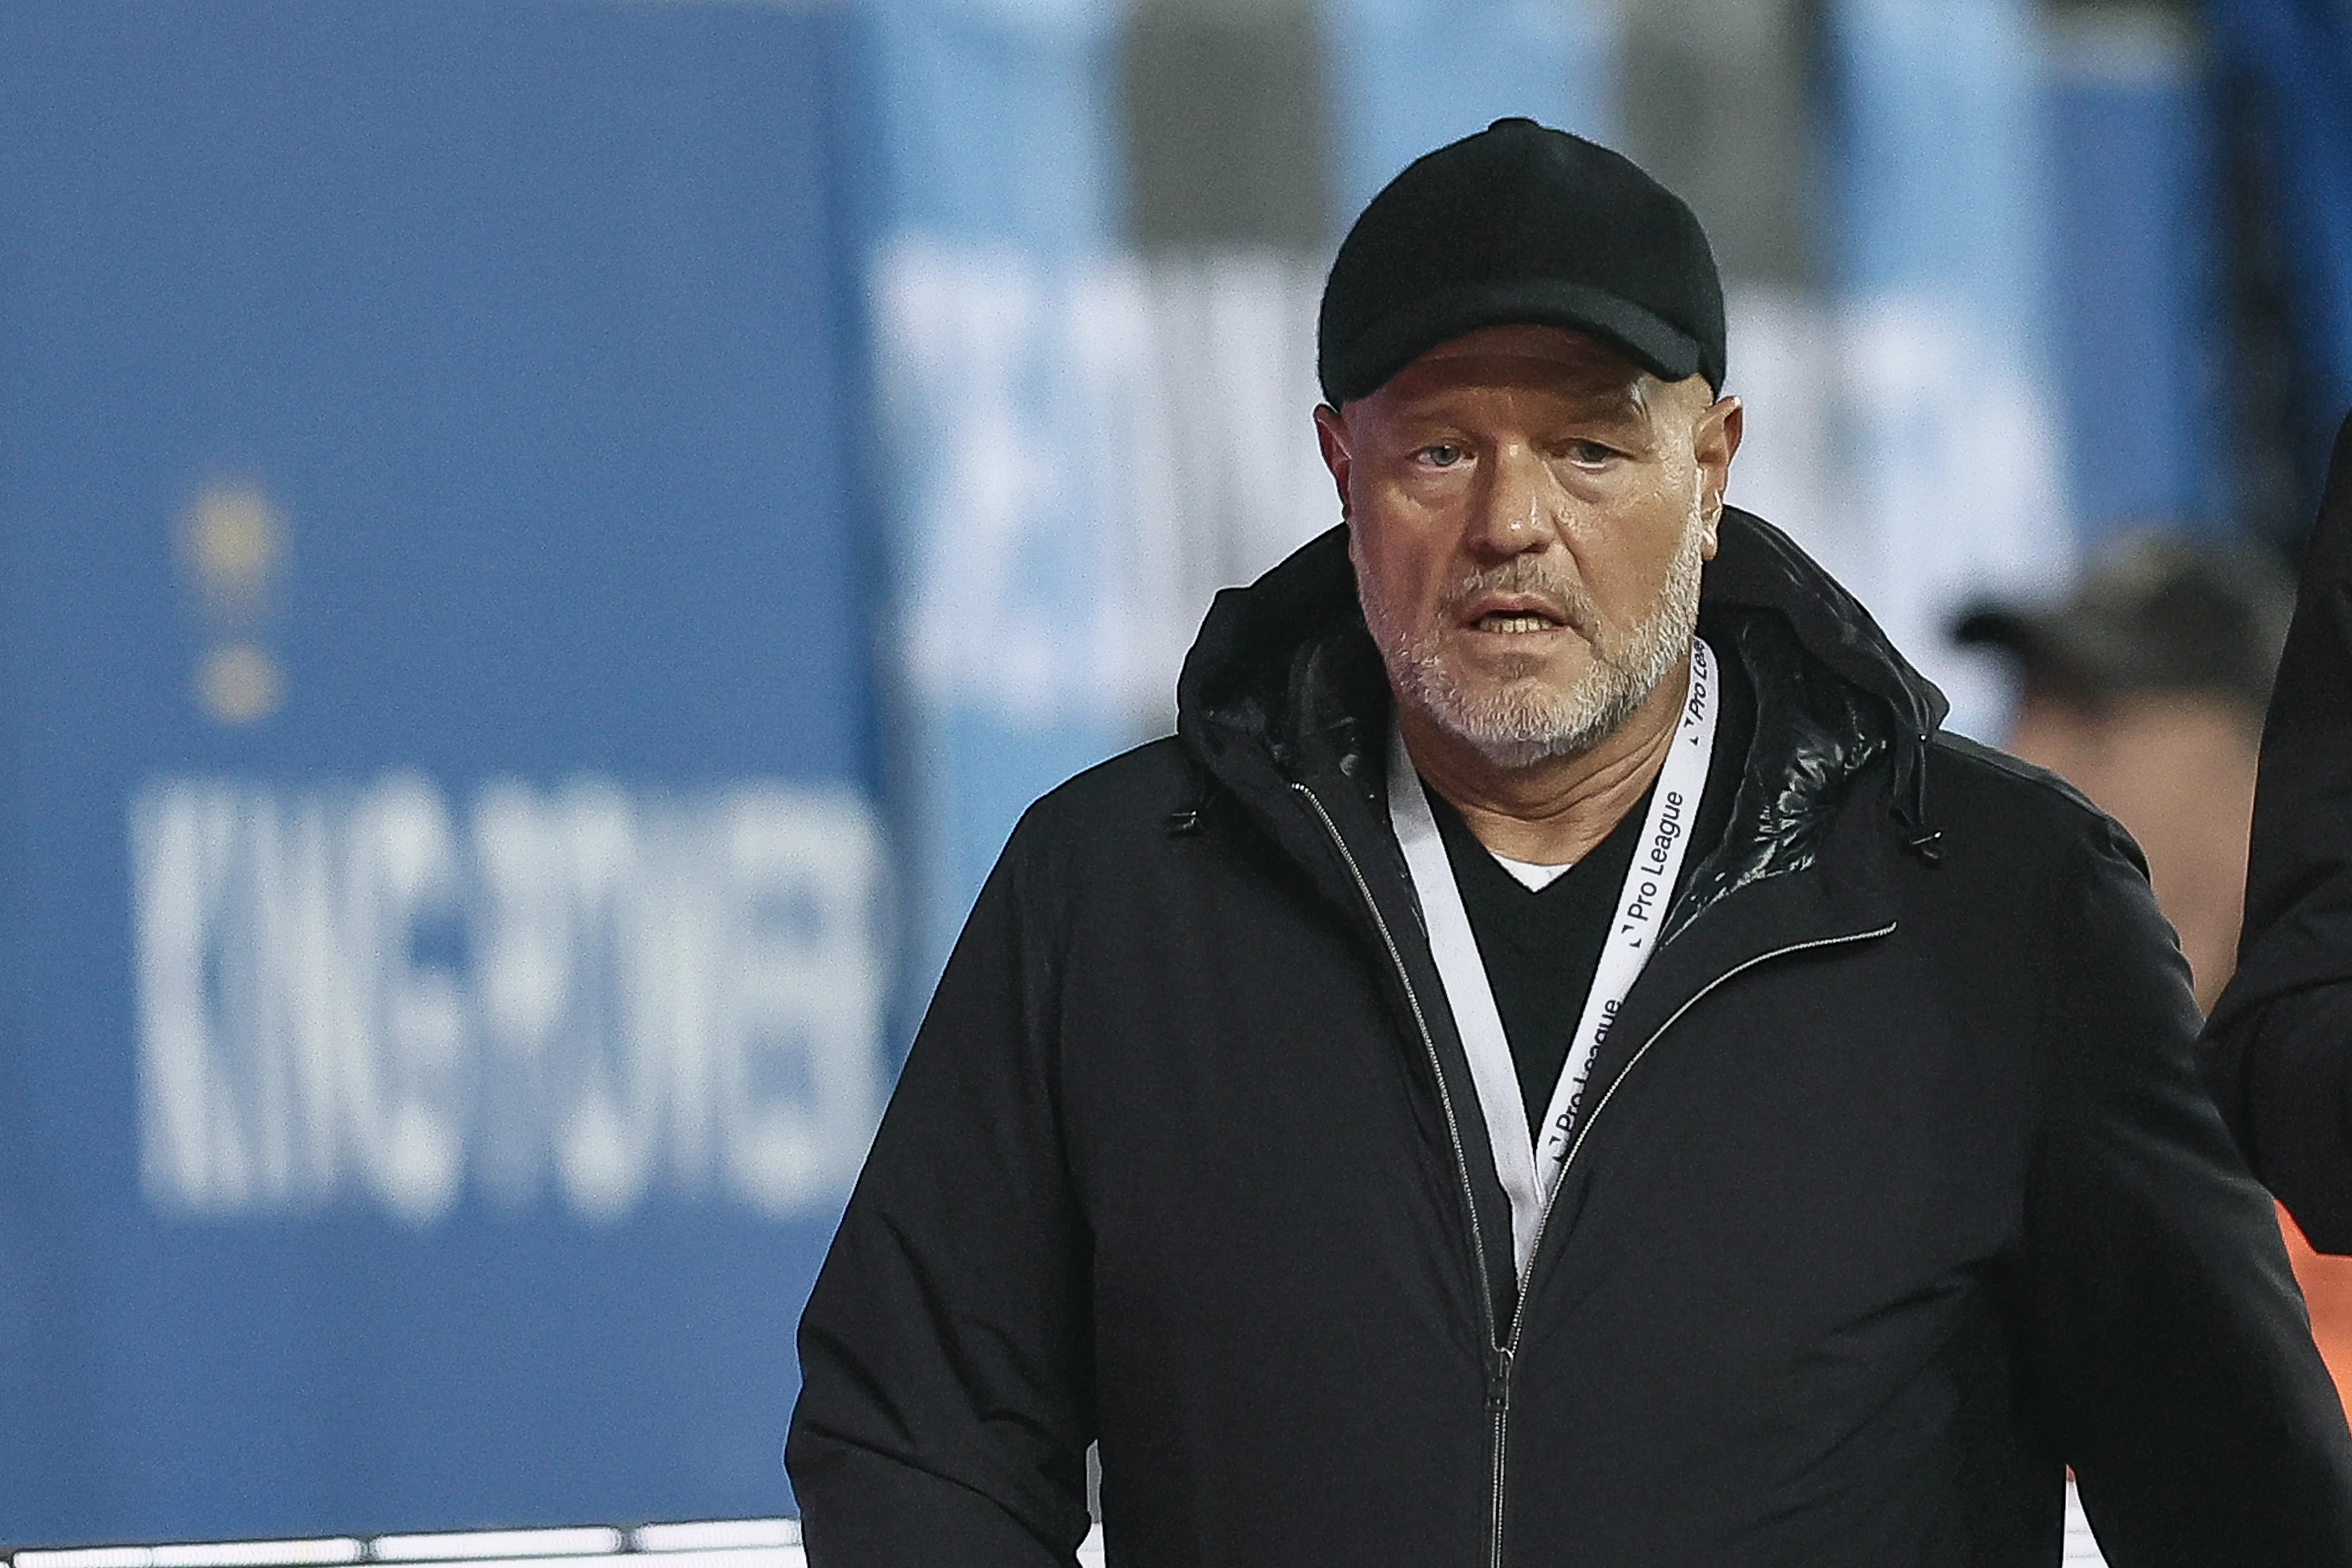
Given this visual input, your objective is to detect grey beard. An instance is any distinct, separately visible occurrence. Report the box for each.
[1362,513,1706,770]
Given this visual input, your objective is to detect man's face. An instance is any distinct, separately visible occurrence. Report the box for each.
[1316,324,1740,768]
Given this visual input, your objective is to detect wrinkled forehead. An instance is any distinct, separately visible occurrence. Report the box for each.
[1363,322,1654,415]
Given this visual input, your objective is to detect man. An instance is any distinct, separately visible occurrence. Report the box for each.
[790,119,2352,1564]
[2206,408,2352,1251]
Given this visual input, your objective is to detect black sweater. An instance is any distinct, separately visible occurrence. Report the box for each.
[1428,649,1751,1142]
[791,511,2352,1566]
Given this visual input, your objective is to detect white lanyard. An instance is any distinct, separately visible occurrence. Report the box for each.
[1387,637,1720,1280]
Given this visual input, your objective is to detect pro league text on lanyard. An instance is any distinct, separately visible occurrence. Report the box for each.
[1389,638,1720,1279]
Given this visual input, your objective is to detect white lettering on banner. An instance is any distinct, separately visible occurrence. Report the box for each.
[870,239,1335,736]
[130,775,889,1225]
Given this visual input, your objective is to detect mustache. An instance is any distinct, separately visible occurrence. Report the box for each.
[1438,558,1601,636]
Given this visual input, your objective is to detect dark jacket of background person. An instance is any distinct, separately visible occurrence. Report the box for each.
[789,510,2352,1567]
[2206,407,2352,1253]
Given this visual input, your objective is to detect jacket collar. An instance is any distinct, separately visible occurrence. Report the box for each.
[1175,507,1949,940]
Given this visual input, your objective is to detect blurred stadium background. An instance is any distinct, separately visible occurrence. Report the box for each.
[0,0,2348,1550]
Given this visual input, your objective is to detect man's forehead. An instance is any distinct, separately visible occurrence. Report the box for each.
[1370,323,1653,410]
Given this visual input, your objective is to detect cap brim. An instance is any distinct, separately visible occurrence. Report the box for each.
[1324,279,1705,405]
[1951,606,2036,652]
[1953,602,2143,695]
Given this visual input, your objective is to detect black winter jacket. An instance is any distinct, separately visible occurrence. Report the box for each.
[790,510,2352,1566]
[2205,407,2352,1253]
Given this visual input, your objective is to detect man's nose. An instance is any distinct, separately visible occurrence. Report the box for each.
[1464,442,1561,559]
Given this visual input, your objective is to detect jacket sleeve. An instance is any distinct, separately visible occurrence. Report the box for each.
[2031,816,2352,1564]
[2203,406,2352,1250]
[2204,986,2352,1251]
[786,816,1094,1566]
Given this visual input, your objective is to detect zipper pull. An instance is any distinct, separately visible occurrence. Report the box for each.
[1486,1345,1514,1413]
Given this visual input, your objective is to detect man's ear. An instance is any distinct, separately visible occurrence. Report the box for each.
[1314,404,1353,519]
[1696,394,1743,560]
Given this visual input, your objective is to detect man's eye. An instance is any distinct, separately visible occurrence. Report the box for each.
[1420,443,1466,468]
[1564,440,1618,465]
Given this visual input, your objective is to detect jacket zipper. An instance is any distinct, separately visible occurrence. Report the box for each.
[1486,1343,1512,1566]
[1302,763,1895,1567]
[1486,919,1898,1563]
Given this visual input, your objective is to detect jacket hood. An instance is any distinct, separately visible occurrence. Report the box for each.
[1175,508,1950,922]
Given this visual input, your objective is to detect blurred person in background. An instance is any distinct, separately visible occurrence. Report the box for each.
[788,121,2352,1565]
[1954,533,2292,1017]
[1957,532,2352,1410]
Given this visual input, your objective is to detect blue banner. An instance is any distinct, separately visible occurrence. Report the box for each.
[2206,0,2352,441]
[1323,0,1619,224]
[858,0,1134,997]
[1823,0,2076,735]
[2048,14,2226,538]
[0,0,878,1540]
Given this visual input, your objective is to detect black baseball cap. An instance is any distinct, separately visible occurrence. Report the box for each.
[1317,117,1727,407]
